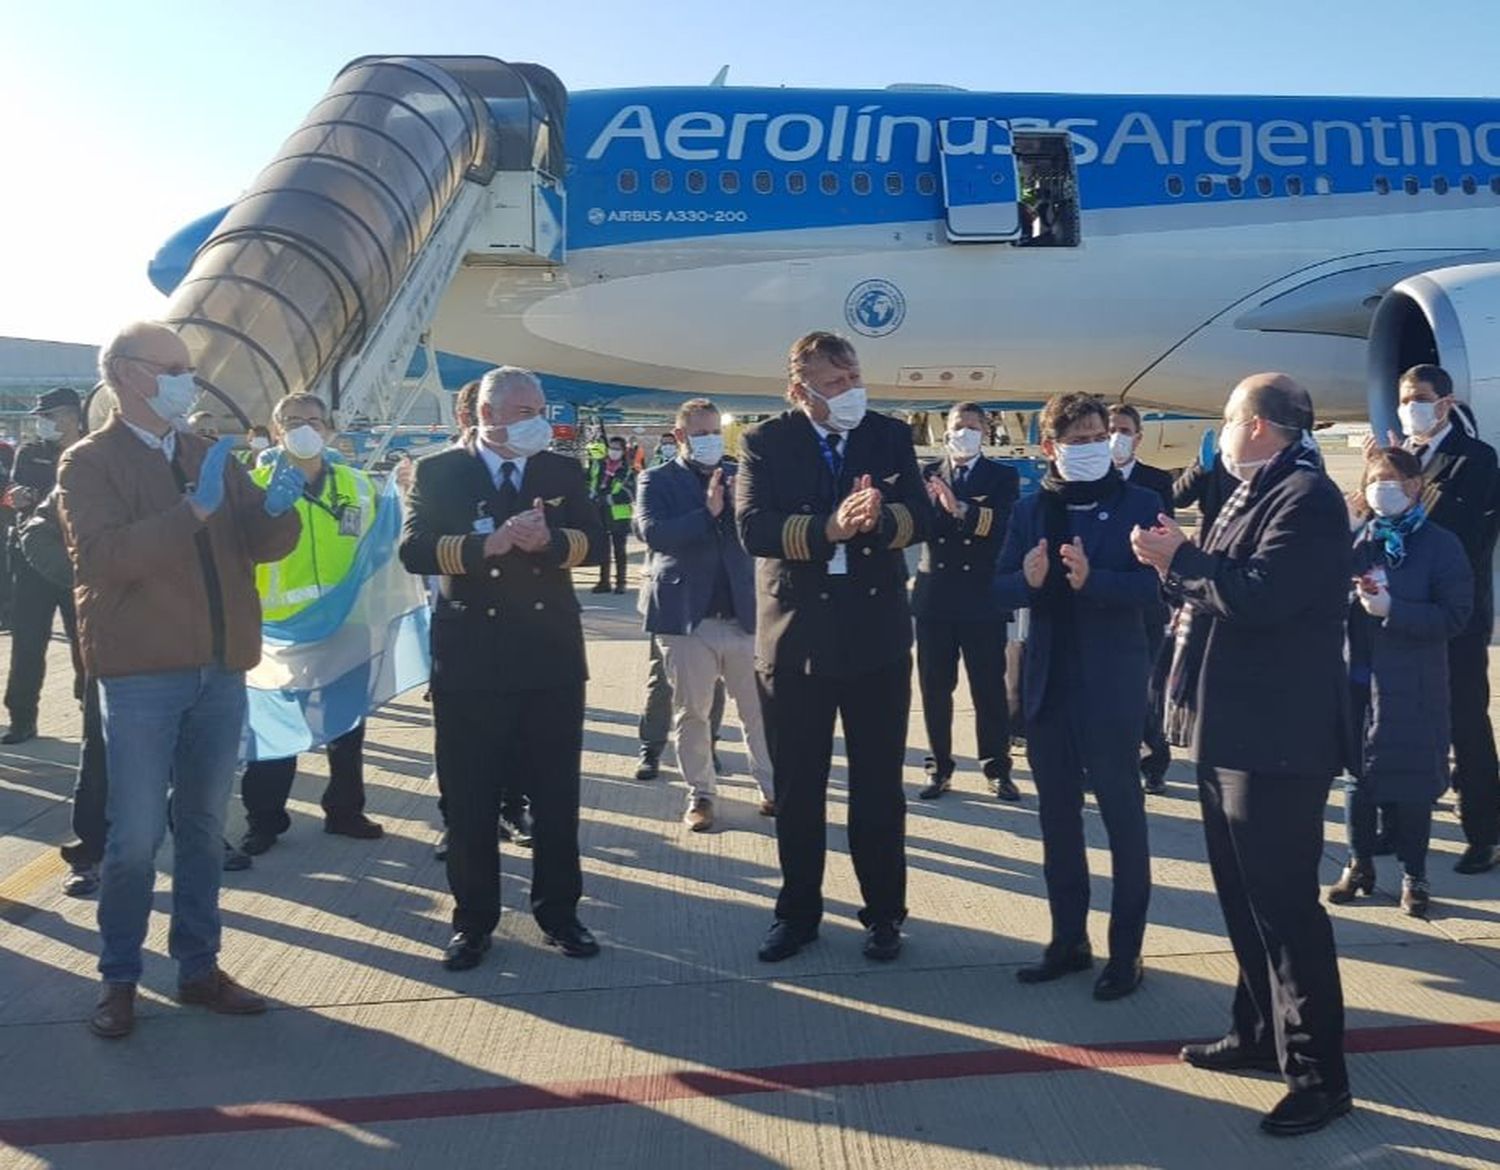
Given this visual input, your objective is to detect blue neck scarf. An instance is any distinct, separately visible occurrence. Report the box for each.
[1367,502,1427,567]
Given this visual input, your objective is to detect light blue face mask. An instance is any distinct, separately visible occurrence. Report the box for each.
[149,371,199,422]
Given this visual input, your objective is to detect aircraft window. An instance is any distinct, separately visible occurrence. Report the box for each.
[1256,175,1273,196]
[1403,176,1420,194]
[1285,175,1304,196]
[1374,176,1391,195]
[885,172,904,195]
[1432,175,1450,195]
[787,170,807,194]
[685,169,707,194]
[720,170,740,195]
[819,171,839,195]
[1461,175,1477,194]
[1491,177,1500,195]
[617,169,638,194]
[753,170,773,194]
[652,169,672,194]
[852,171,872,196]
[1226,176,1244,196]
[1166,175,1184,197]
[1195,175,1213,196]
[1315,175,1332,195]
[917,173,937,196]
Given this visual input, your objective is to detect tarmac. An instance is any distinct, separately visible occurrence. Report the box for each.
[2,507,1500,1167]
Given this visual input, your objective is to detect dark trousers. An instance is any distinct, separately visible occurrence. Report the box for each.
[916,616,1010,779]
[3,560,76,726]
[757,657,910,928]
[1026,698,1151,960]
[1449,628,1499,848]
[1346,783,1431,878]
[597,519,628,588]
[1005,638,1026,744]
[241,722,368,836]
[1141,615,1170,775]
[61,677,108,866]
[639,633,723,754]
[1198,765,1348,1093]
[434,683,584,936]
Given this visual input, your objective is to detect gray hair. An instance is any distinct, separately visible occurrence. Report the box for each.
[478,366,543,409]
[97,320,177,387]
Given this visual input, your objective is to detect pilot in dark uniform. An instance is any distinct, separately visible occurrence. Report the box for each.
[913,402,1020,800]
[399,367,603,971]
[736,331,933,964]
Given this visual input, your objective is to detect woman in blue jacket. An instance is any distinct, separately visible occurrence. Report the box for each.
[994,393,1163,1000]
[1330,447,1472,917]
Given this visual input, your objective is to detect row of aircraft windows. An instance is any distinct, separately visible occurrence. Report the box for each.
[617,168,940,197]
[1166,173,1500,198]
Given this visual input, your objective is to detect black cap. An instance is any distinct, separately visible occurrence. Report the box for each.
[31,387,81,415]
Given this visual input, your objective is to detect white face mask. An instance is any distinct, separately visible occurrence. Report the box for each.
[658,443,677,461]
[1054,439,1113,482]
[687,433,724,466]
[1218,420,1268,481]
[149,371,198,422]
[1108,432,1136,465]
[282,424,326,461]
[809,384,867,433]
[249,436,270,451]
[1398,400,1441,440]
[946,427,982,460]
[35,418,60,442]
[1366,480,1414,518]
[486,412,552,458]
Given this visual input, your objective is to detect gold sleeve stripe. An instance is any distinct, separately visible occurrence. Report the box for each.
[560,528,590,569]
[436,535,468,576]
[974,505,994,539]
[888,503,915,550]
[781,514,813,561]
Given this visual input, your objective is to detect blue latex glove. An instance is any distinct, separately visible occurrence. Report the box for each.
[262,452,307,517]
[189,437,236,516]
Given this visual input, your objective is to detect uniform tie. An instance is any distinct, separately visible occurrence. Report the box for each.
[953,463,968,491]
[823,432,843,479]
[497,460,519,517]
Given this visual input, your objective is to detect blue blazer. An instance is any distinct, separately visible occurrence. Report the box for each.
[993,480,1163,729]
[637,457,756,636]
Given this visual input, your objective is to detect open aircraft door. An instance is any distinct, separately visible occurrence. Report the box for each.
[938,118,1020,243]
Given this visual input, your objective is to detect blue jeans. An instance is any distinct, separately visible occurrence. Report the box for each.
[96,666,246,985]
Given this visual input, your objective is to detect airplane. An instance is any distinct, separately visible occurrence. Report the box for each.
[144,55,1500,461]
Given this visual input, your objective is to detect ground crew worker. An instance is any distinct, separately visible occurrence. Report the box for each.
[588,437,635,593]
[236,393,384,856]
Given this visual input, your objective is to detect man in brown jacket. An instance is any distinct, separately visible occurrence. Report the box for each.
[57,321,303,1039]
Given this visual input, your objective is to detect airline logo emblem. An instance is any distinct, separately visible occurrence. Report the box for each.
[846,279,906,338]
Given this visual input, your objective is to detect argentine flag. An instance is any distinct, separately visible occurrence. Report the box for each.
[244,476,431,761]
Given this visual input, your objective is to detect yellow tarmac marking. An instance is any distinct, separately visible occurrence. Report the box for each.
[0,850,66,923]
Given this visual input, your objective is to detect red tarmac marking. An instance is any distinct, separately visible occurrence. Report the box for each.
[4,1019,1499,1148]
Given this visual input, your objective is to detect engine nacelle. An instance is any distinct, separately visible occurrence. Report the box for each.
[1367,261,1500,448]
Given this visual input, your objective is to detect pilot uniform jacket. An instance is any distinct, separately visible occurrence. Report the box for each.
[736,409,933,677]
[912,455,1019,622]
[1418,423,1500,637]
[636,457,756,636]
[398,444,603,693]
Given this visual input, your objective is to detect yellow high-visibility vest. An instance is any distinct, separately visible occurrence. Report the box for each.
[251,460,376,622]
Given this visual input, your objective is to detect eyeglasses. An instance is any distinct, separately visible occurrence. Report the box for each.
[117,354,196,377]
[279,416,328,430]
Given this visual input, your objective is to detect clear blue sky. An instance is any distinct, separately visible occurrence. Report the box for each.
[2,0,1497,344]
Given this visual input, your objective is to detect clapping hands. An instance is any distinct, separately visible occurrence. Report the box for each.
[485,498,551,557]
[926,475,965,518]
[1130,513,1188,575]
[826,474,883,542]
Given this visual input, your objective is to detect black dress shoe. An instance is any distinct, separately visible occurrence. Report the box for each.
[443,931,492,971]
[544,921,600,958]
[1093,956,1143,1001]
[863,921,902,961]
[499,808,534,847]
[634,748,661,781]
[239,829,278,857]
[1260,1088,1353,1136]
[758,920,818,963]
[990,774,1022,802]
[1455,844,1498,874]
[1179,1036,1281,1074]
[590,581,611,594]
[1142,775,1168,796]
[325,814,384,840]
[1016,940,1093,984]
[918,775,951,800]
[1,723,37,745]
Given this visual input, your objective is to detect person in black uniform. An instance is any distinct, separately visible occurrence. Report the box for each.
[1134,373,1352,1137]
[913,402,1020,800]
[4,387,84,744]
[1107,404,1176,793]
[1391,364,1500,874]
[737,331,932,963]
[399,366,604,971]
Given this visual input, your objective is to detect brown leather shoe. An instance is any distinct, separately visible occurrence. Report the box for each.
[175,968,267,1015]
[684,797,715,832]
[89,982,136,1038]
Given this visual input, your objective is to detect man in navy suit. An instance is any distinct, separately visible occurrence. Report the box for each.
[636,397,773,832]
[995,392,1160,1002]
[913,403,1021,800]
[1107,404,1176,793]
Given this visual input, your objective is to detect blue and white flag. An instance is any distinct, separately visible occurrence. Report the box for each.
[244,476,430,762]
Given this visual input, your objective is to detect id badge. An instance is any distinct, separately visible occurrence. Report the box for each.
[338,505,364,538]
[828,544,849,576]
[472,516,496,535]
